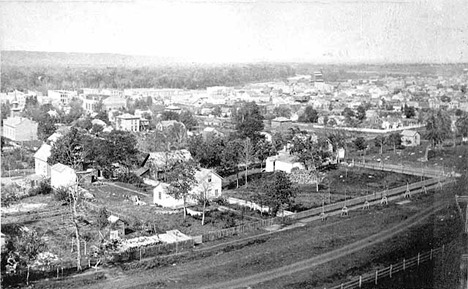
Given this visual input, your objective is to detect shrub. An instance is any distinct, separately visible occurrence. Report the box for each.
[28,180,53,196]
[54,187,71,203]
[116,172,144,187]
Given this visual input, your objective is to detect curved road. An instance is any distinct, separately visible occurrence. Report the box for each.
[82,196,449,289]
[199,198,448,289]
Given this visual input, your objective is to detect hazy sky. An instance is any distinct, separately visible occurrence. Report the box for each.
[1,0,467,63]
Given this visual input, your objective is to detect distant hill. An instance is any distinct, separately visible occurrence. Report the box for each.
[0,50,184,67]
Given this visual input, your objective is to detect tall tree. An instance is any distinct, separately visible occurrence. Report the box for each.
[298,106,319,123]
[241,138,255,187]
[255,139,276,170]
[374,135,386,155]
[48,127,86,169]
[221,139,244,187]
[262,171,296,216]
[353,136,367,152]
[386,132,402,154]
[179,110,198,131]
[165,160,198,219]
[233,102,264,143]
[356,105,367,122]
[425,109,451,149]
[290,134,330,170]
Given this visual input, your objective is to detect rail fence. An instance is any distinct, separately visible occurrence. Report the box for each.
[327,245,447,289]
[291,177,453,220]
[348,160,447,178]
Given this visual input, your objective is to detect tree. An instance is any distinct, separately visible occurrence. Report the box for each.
[165,160,198,219]
[212,106,222,117]
[356,105,367,122]
[456,115,468,139]
[386,133,402,154]
[425,109,451,149]
[255,139,276,170]
[179,110,198,131]
[262,171,296,216]
[233,102,264,142]
[221,139,243,187]
[96,207,109,240]
[197,181,212,226]
[15,229,47,284]
[290,134,330,171]
[298,106,319,123]
[241,138,255,187]
[1,102,10,126]
[403,104,416,119]
[161,111,180,121]
[188,135,224,169]
[48,127,86,169]
[272,132,286,152]
[353,136,367,152]
[273,106,292,118]
[374,135,385,155]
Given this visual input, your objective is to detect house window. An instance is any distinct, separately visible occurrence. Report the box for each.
[208,177,212,182]
[158,191,162,200]
[215,189,219,197]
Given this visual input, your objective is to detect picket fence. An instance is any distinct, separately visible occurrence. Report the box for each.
[327,245,446,289]
[201,218,277,242]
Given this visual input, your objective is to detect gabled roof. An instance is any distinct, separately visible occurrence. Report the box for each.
[51,163,75,174]
[401,130,419,137]
[144,149,192,168]
[34,144,51,161]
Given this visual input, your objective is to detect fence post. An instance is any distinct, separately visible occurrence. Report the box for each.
[57,267,59,279]
[417,253,420,265]
[403,258,406,270]
[442,244,445,255]
[139,247,142,262]
[390,264,393,278]
[375,269,378,284]
[430,249,433,260]
[359,275,362,287]
[341,283,344,289]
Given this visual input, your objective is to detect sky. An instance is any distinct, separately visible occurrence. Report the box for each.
[1,0,468,63]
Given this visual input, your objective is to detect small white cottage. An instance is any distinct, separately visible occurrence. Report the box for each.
[148,168,223,209]
[50,163,77,189]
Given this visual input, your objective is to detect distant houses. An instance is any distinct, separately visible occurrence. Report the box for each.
[115,113,141,132]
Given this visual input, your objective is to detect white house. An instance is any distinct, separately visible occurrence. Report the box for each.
[265,152,304,173]
[34,144,51,177]
[401,130,421,147]
[148,168,223,209]
[51,163,77,189]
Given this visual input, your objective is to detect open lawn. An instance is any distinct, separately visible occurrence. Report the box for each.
[225,167,424,212]
[349,142,468,173]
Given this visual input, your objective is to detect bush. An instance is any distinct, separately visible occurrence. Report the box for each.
[116,172,144,187]
[28,180,52,196]
[54,187,71,202]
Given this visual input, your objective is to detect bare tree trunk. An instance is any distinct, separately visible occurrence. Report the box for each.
[72,193,82,271]
[202,198,206,226]
[183,196,187,219]
[245,166,248,187]
[236,170,239,189]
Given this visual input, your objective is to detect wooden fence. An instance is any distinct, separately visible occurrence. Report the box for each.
[201,218,277,242]
[349,160,446,178]
[111,238,195,263]
[327,245,446,289]
[291,177,453,220]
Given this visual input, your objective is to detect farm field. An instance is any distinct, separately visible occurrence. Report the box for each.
[41,183,459,289]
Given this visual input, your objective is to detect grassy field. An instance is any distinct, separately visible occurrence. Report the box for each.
[225,166,424,212]
[348,142,468,173]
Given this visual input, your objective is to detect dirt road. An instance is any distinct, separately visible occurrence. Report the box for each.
[80,195,449,289]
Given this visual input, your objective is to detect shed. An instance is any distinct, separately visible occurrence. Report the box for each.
[401,130,421,147]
